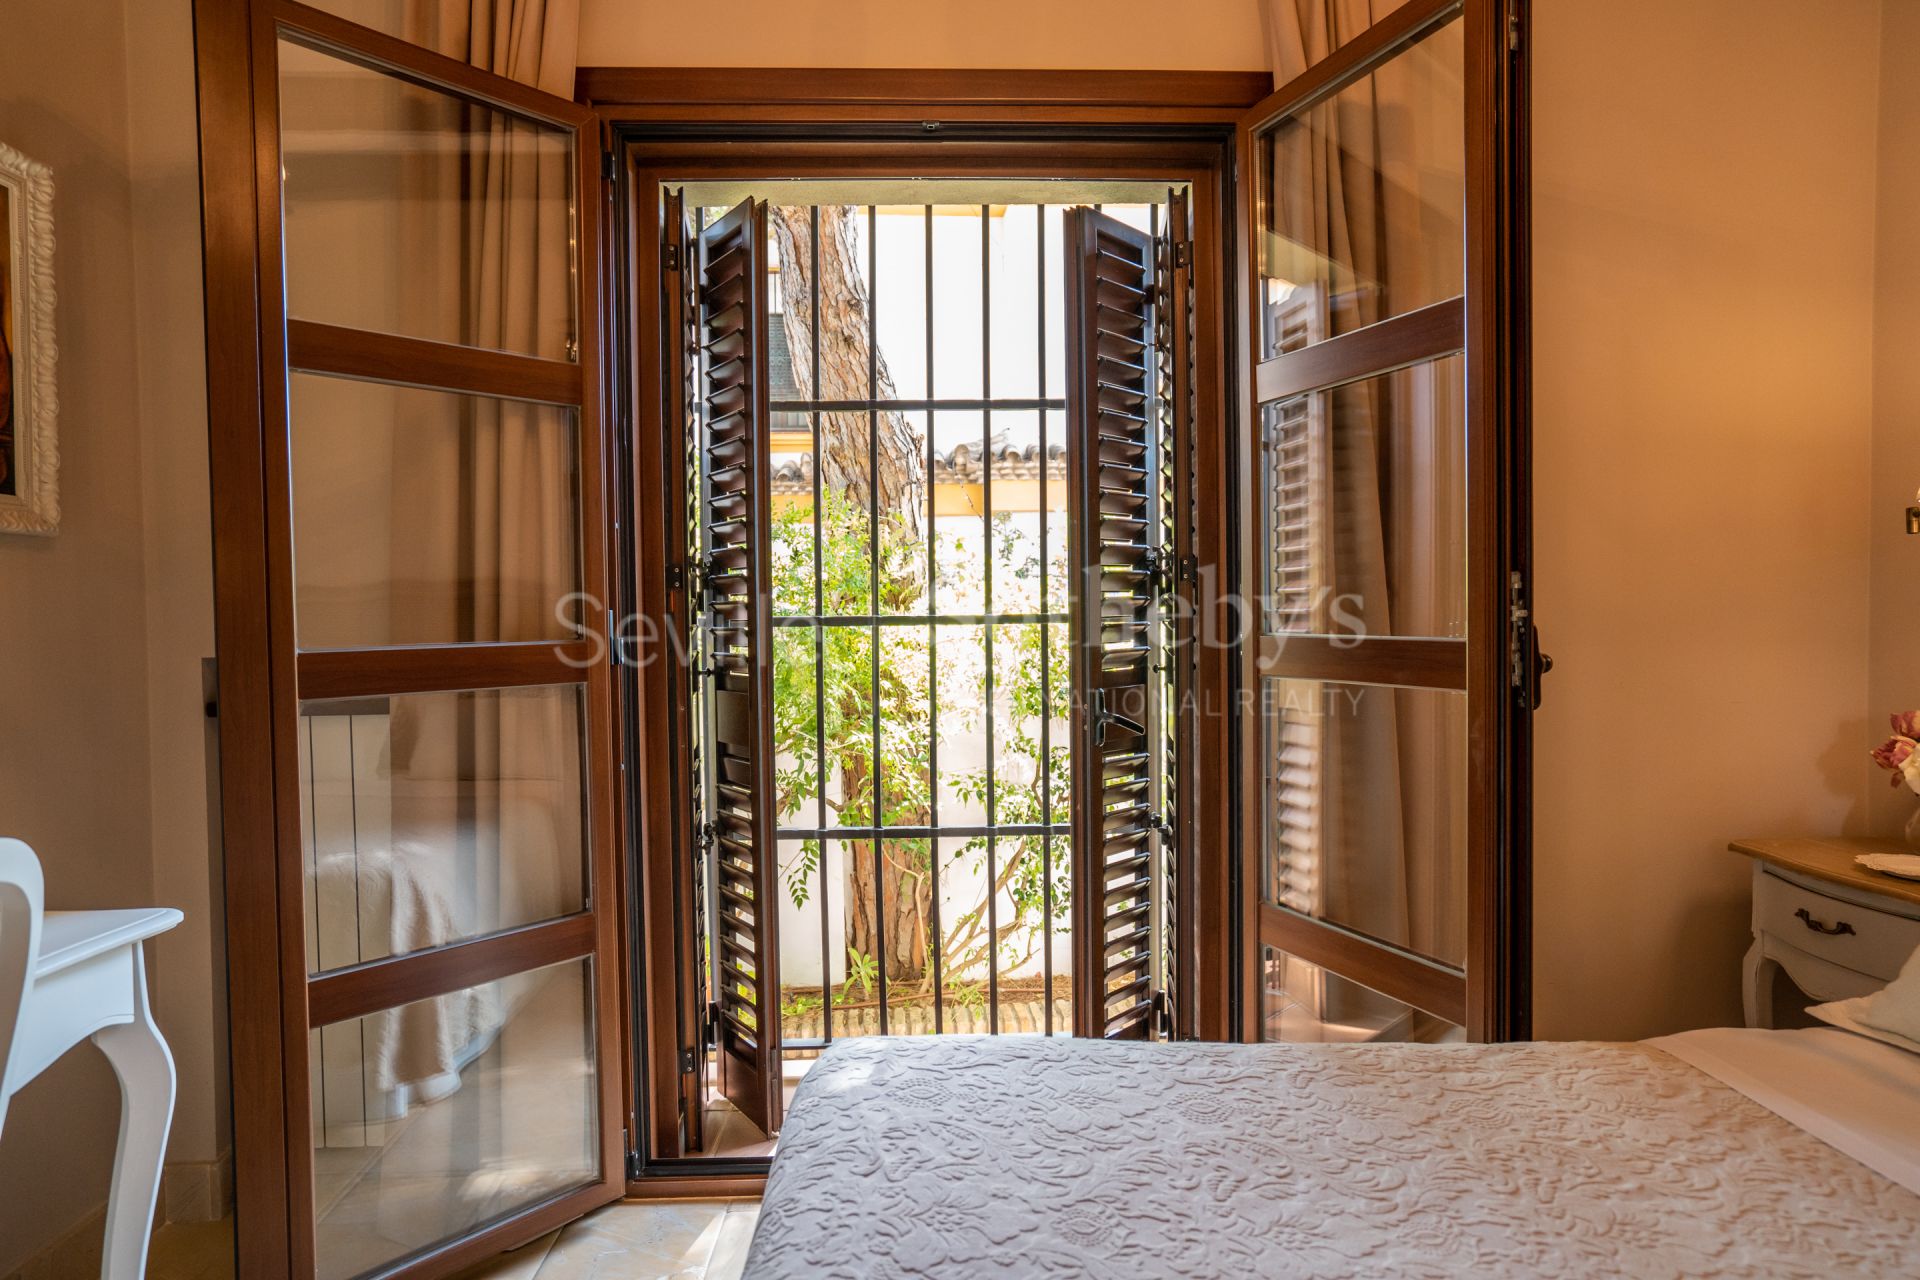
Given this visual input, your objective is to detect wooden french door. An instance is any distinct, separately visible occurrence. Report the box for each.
[195,3,626,1276]
[1236,0,1533,1043]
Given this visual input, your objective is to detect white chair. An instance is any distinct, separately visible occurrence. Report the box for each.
[0,838,183,1279]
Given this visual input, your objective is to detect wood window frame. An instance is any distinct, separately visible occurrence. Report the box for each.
[1232,0,1533,1044]
[608,106,1246,1189]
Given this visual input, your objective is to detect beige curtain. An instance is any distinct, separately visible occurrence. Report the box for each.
[381,0,584,1078]
[1261,0,1465,1029]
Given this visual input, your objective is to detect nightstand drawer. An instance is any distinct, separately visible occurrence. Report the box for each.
[1754,870,1920,982]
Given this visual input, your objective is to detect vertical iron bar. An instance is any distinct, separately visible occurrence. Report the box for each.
[925,205,943,1035]
[981,205,999,1033]
[810,207,831,1047]
[1037,204,1054,1037]
[868,205,888,1035]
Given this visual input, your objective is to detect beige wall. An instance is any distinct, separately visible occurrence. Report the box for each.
[1530,0,1883,1039]
[1868,3,1920,838]
[0,0,218,1270]
[579,0,1269,69]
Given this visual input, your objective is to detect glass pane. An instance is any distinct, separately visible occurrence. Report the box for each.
[296,0,409,42]
[988,205,1041,400]
[930,206,985,400]
[289,373,581,649]
[1260,945,1462,1044]
[278,39,577,361]
[931,411,986,613]
[1262,678,1466,969]
[1255,20,1464,360]
[1261,356,1464,638]
[873,206,929,401]
[880,410,930,617]
[299,686,588,974]
[310,957,598,1280]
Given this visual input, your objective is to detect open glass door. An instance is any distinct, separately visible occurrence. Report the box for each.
[1238,0,1532,1044]
[195,3,624,1275]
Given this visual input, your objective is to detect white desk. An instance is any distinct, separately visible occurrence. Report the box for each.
[2,840,182,1279]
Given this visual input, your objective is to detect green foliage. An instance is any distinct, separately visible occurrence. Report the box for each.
[771,488,933,908]
[769,482,1073,985]
[844,947,879,998]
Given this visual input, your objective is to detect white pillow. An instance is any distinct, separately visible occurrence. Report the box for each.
[1808,994,1920,1056]
[1809,943,1920,1054]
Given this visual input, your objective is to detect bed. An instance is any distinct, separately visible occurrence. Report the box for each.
[743,1028,1920,1278]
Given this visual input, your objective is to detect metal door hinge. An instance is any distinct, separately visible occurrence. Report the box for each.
[1507,2,1521,51]
[679,1047,697,1074]
[1172,239,1192,271]
[602,150,616,183]
[705,1000,721,1047]
[624,1131,642,1180]
[664,242,683,273]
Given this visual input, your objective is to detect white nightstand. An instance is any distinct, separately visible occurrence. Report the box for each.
[1730,837,1920,1028]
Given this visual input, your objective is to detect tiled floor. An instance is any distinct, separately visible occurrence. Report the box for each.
[143,1200,762,1280]
[449,1200,761,1280]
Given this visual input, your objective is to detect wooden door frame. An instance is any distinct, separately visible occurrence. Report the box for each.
[1230,0,1533,1044]
[608,115,1245,1189]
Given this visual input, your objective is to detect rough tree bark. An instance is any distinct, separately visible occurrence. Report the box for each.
[768,206,923,525]
[769,205,930,982]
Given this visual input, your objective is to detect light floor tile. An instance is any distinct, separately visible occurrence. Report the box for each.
[704,1204,761,1280]
[530,1200,737,1279]
[448,1227,559,1280]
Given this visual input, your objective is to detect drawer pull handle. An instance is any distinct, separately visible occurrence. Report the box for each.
[1794,907,1856,937]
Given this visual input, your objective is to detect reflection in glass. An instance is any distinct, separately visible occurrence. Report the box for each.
[278,39,577,361]
[299,686,588,974]
[289,373,581,649]
[295,0,409,43]
[310,958,598,1280]
[1261,357,1464,638]
[1255,20,1463,359]
[1263,678,1466,969]
[1260,945,1461,1044]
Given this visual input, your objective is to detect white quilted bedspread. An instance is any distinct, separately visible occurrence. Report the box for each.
[742,1035,1920,1278]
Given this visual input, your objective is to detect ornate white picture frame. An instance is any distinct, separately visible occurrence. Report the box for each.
[0,141,58,536]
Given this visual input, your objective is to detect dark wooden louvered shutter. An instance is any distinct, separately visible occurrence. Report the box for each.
[698,199,782,1135]
[1068,208,1159,1040]
[1154,189,1197,1040]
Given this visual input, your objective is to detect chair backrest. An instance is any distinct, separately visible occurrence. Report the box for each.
[0,838,46,1133]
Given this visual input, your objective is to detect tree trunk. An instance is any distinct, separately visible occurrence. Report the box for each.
[768,206,923,529]
[769,205,931,976]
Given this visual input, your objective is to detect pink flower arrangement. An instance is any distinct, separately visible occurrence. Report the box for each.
[1871,711,1920,793]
